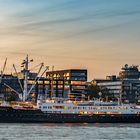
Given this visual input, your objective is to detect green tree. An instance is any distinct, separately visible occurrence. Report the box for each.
[99,86,114,101]
[86,84,100,99]
[86,84,114,101]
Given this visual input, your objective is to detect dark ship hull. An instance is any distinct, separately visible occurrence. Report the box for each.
[0,106,140,123]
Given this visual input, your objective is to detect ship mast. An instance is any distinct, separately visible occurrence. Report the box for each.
[22,55,33,101]
[50,66,54,99]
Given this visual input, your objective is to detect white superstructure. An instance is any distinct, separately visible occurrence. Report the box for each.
[37,98,140,115]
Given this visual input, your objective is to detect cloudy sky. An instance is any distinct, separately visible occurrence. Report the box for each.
[0,0,140,80]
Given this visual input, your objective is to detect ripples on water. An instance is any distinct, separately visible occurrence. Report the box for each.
[0,123,140,140]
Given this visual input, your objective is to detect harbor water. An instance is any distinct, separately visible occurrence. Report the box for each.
[0,123,140,140]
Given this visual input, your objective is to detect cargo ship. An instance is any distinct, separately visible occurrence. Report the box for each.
[0,98,140,123]
[0,55,140,123]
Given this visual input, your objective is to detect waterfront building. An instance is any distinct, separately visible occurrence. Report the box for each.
[92,65,140,103]
[119,64,140,79]
[0,69,87,101]
[0,74,22,101]
[46,69,87,100]
[92,76,121,98]
[0,72,46,101]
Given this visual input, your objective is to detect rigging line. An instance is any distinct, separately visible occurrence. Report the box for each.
[3,83,20,96]
[13,64,24,94]
[0,58,7,83]
[29,63,44,71]
[27,66,49,95]
[27,63,44,95]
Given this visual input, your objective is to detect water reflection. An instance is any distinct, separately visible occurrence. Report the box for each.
[0,123,140,140]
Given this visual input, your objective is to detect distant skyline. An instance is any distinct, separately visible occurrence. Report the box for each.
[0,0,140,80]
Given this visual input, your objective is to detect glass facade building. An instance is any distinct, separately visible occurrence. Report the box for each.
[0,69,87,101]
[46,69,87,100]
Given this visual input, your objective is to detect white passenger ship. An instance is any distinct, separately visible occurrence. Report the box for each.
[38,98,140,115]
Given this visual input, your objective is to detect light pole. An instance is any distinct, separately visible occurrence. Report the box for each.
[98,92,102,101]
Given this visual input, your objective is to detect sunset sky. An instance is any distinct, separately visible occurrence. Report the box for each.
[0,0,140,80]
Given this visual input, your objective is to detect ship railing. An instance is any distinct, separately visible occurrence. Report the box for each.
[44,97,72,103]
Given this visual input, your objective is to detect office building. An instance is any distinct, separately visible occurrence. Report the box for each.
[92,65,140,103]
[46,69,87,100]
